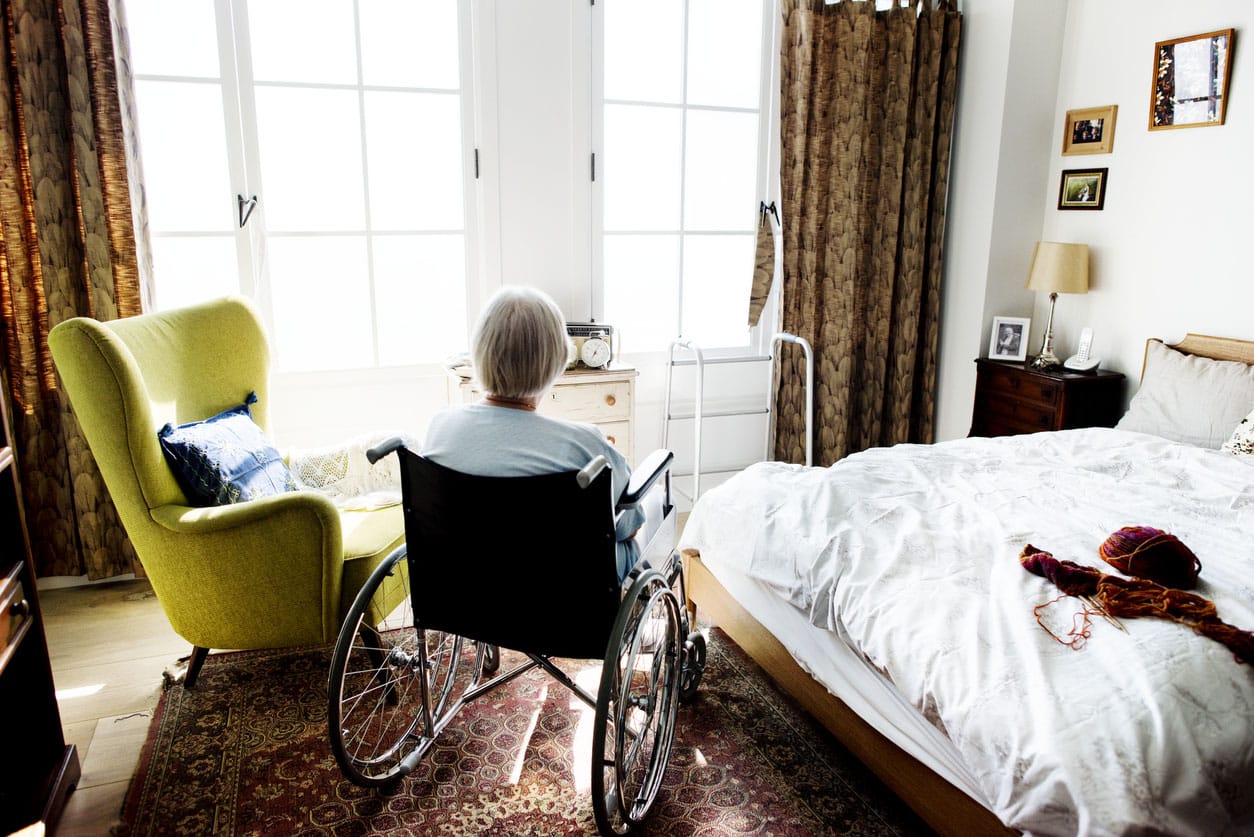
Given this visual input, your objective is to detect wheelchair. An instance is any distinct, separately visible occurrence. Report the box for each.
[326,439,706,835]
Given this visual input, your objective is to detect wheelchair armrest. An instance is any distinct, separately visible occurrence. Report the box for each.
[367,435,410,464]
[617,448,674,509]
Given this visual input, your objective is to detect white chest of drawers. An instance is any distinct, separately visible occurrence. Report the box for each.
[446,364,639,465]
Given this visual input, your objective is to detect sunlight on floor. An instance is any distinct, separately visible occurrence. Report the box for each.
[509,681,548,785]
[55,682,105,701]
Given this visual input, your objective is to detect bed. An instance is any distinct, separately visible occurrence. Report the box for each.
[679,334,1254,836]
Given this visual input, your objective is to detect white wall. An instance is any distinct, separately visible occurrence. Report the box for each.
[937,0,1253,439]
[935,0,1069,441]
[1040,1,1254,386]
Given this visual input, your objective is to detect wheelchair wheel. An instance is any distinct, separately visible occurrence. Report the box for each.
[328,546,466,786]
[678,630,706,704]
[591,570,682,835]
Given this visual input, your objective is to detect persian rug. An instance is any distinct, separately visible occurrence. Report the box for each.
[116,628,932,835]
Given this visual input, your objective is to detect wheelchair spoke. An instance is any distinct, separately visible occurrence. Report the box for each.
[329,548,470,787]
[592,570,683,835]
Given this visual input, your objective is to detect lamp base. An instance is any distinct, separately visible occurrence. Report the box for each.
[1030,351,1061,370]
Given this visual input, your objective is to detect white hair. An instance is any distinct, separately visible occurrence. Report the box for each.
[471,286,573,398]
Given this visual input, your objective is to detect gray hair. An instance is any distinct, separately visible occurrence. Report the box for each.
[472,286,572,398]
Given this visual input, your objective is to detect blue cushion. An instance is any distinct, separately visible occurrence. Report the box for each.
[158,392,297,506]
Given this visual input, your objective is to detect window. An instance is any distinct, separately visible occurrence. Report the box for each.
[126,0,475,372]
[594,0,775,355]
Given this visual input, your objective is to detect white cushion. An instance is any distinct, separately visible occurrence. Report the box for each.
[1115,340,1254,448]
[1221,407,1254,459]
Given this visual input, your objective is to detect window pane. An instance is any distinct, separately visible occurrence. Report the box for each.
[365,92,464,231]
[603,0,683,104]
[150,236,240,311]
[126,0,220,77]
[247,0,357,85]
[267,236,373,371]
[603,105,682,231]
[684,110,759,231]
[134,81,234,232]
[687,0,764,109]
[603,235,679,353]
[373,235,467,365]
[360,0,460,89]
[681,234,754,349]
[254,87,366,231]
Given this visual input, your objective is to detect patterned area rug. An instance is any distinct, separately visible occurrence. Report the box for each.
[116,628,932,835]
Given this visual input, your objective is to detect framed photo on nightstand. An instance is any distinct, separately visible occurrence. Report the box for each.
[989,316,1030,363]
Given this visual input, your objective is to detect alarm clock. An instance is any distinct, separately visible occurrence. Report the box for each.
[566,322,615,369]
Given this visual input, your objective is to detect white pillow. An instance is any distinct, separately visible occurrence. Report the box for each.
[1222,407,1254,459]
[1115,340,1254,448]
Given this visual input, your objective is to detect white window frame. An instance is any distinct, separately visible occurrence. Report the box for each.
[589,0,781,362]
[134,0,483,375]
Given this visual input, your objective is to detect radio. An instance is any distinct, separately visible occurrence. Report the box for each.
[566,322,614,369]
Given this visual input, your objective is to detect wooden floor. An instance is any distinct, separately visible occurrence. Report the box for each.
[40,578,188,837]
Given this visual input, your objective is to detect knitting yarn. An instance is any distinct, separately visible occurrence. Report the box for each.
[1098,526,1201,589]
[1021,544,1253,665]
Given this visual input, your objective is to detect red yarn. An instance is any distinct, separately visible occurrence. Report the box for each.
[1021,544,1254,665]
[1098,526,1202,589]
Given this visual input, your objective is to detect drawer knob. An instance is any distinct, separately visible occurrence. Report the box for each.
[10,598,29,618]
[605,395,616,407]
[606,435,616,445]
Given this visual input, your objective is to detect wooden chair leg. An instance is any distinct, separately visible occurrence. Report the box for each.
[183,646,210,689]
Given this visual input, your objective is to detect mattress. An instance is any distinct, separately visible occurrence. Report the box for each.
[679,427,1254,835]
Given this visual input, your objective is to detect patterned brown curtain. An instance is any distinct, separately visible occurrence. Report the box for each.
[769,0,960,466]
[0,0,151,578]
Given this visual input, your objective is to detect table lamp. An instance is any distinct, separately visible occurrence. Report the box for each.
[1025,241,1089,370]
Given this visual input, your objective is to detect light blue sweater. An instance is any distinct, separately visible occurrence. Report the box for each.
[422,404,644,581]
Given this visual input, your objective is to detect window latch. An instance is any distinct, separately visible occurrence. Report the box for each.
[237,194,258,228]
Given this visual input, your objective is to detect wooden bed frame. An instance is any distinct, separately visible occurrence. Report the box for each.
[682,332,1254,837]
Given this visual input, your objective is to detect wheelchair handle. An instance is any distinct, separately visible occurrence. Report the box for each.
[576,455,610,489]
[366,436,409,465]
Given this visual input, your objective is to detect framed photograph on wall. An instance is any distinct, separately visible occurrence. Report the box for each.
[1062,105,1117,154]
[1149,29,1235,130]
[989,316,1030,363]
[1058,168,1108,210]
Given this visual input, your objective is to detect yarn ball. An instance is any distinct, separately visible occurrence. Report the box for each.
[1098,526,1201,589]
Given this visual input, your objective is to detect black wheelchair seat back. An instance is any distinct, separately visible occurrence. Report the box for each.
[397,447,622,661]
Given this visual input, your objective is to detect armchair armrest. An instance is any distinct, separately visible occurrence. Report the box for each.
[146,490,345,648]
[149,489,339,533]
[617,449,674,510]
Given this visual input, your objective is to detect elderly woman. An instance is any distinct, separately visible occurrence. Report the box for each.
[422,286,645,582]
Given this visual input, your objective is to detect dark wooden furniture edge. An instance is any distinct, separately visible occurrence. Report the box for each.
[683,549,1018,837]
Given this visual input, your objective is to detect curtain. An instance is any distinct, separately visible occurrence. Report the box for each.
[767,0,961,466]
[0,0,151,578]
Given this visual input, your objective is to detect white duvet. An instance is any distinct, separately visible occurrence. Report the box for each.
[680,428,1254,836]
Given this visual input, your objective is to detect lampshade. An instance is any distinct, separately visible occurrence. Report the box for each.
[1025,241,1090,295]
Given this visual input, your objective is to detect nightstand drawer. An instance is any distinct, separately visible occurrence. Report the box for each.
[978,366,1060,406]
[542,380,631,423]
[973,394,1053,431]
[975,395,1055,432]
[597,420,631,453]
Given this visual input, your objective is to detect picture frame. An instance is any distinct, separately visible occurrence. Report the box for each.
[1058,168,1108,210]
[1149,29,1235,131]
[1062,105,1117,155]
[989,316,1030,363]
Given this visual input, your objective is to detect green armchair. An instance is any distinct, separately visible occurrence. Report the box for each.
[48,296,406,687]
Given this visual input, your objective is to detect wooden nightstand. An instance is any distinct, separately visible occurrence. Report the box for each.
[970,359,1124,437]
[447,363,638,464]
